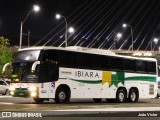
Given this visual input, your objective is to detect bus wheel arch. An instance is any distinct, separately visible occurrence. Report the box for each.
[55,84,71,103]
[128,87,139,102]
[116,87,127,103]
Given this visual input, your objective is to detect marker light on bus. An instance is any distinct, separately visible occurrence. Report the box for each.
[10,86,15,91]
[15,79,19,82]
[28,86,37,91]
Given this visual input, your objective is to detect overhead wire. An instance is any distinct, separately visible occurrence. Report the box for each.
[78,0,122,47]
[33,0,90,46]
[58,0,105,47]
[97,0,140,49]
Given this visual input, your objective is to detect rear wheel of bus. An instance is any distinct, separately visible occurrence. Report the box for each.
[116,89,127,103]
[128,89,139,102]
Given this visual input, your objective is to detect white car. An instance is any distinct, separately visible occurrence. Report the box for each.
[0,79,11,95]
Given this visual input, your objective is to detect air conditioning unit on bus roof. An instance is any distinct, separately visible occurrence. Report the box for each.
[66,46,115,55]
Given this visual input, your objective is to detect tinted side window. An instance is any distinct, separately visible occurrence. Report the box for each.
[136,60,147,73]
[0,81,6,85]
[123,59,135,71]
[94,55,108,70]
[58,51,67,66]
[147,62,156,74]
[77,53,94,68]
[109,57,122,70]
[58,51,77,68]
[42,50,58,62]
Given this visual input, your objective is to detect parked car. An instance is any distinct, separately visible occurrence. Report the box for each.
[0,78,11,95]
[156,80,160,98]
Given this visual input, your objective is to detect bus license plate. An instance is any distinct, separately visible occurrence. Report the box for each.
[19,93,24,96]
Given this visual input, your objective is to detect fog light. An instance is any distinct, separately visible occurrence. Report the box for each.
[10,91,14,95]
[31,92,37,97]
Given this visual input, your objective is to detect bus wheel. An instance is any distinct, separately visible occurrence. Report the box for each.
[128,89,138,102]
[116,89,126,103]
[55,88,69,103]
[93,98,102,103]
[33,98,44,104]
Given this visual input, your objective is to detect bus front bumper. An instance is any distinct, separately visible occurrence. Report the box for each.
[11,89,30,97]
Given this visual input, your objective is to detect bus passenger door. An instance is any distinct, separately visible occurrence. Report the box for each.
[48,63,59,98]
[38,62,50,98]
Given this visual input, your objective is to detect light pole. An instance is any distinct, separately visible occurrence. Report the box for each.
[56,14,67,47]
[122,23,134,51]
[56,14,74,47]
[114,33,122,50]
[19,5,40,49]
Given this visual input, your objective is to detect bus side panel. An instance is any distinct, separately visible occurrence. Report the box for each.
[38,82,50,98]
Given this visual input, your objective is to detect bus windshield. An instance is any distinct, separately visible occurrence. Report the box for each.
[12,62,38,83]
[13,50,40,62]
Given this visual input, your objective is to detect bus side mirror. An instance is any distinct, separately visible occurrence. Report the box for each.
[2,62,11,74]
[31,61,40,73]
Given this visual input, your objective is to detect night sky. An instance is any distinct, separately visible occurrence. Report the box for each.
[0,0,160,50]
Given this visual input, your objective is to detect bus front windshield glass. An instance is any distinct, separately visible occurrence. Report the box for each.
[12,62,38,83]
[13,50,40,62]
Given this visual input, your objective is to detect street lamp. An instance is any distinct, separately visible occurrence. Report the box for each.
[19,5,40,49]
[122,23,134,51]
[56,14,75,47]
[151,38,159,51]
[114,33,122,49]
[56,14,67,47]
[68,27,74,33]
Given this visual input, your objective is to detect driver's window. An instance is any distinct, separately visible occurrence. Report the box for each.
[0,81,6,85]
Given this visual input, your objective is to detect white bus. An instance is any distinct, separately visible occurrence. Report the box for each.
[9,46,158,103]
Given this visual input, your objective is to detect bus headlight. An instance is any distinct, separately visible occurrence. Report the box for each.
[10,91,14,95]
[28,86,37,91]
[31,92,37,97]
[10,86,15,91]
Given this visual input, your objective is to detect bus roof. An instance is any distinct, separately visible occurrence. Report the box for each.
[18,46,157,62]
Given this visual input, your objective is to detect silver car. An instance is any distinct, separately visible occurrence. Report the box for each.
[0,79,11,95]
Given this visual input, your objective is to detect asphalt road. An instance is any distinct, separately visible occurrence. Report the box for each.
[0,95,160,119]
[1,96,160,111]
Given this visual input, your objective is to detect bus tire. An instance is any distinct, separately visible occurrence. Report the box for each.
[93,98,102,103]
[128,89,138,102]
[55,88,70,104]
[116,89,127,103]
[33,98,44,104]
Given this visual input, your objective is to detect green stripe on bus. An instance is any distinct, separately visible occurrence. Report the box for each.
[70,79,102,84]
[125,76,156,82]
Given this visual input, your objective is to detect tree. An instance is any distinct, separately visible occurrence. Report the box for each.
[0,36,12,77]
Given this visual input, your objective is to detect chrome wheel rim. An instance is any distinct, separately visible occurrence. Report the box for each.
[119,92,124,102]
[59,91,66,100]
[130,92,136,101]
